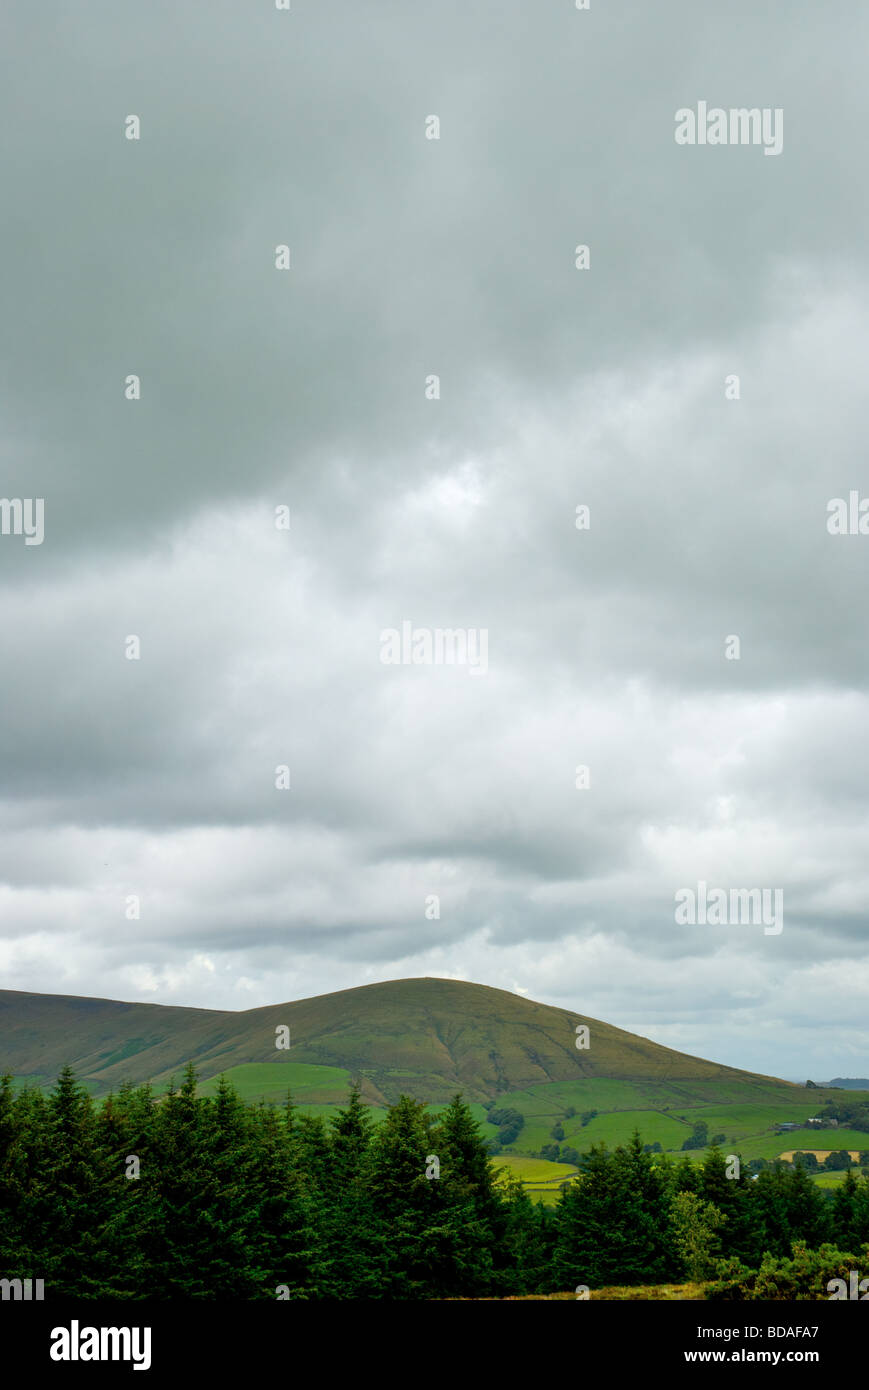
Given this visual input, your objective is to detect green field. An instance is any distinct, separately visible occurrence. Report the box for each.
[197,1061,353,1104]
[10,1058,866,1184]
[9,1073,102,1097]
[479,1077,869,1203]
[9,1063,866,1184]
[494,1154,578,1183]
[484,1075,867,1168]
[810,1171,858,1189]
[748,1128,868,1160]
[492,1154,579,1206]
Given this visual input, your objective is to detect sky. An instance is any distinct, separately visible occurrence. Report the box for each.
[0,0,867,1080]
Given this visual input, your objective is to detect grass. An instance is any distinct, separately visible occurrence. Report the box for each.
[811,1170,868,1188]
[494,1155,578,1183]
[746,1128,868,1159]
[9,1059,866,1183]
[196,1061,352,1104]
[572,1109,690,1150]
[0,976,813,1103]
[465,1283,708,1300]
[588,1282,707,1300]
[482,1077,868,1169]
[8,1073,102,1096]
[492,1153,579,1205]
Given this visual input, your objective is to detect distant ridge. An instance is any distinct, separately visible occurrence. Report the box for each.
[0,976,800,1105]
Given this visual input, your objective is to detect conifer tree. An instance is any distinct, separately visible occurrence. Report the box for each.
[498,1172,551,1295]
[750,1163,825,1259]
[0,1075,23,1274]
[553,1143,619,1289]
[698,1145,756,1264]
[554,1135,677,1290]
[135,1064,221,1297]
[251,1102,322,1298]
[324,1083,382,1297]
[430,1094,502,1295]
[366,1094,440,1297]
[831,1168,860,1248]
[196,1076,262,1296]
[786,1157,830,1249]
[850,1173,869,1246]
[669,1154,700,1195]
[610,1131,677,1284]
[33,1067,121,1295]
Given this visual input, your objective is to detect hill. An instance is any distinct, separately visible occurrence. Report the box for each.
[0,975,800,1107]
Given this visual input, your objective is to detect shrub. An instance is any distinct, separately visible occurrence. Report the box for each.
[681,1121,709,1152]
[706,1243,869,1300]
[670,1192,726,1281]
[489,1107,525,1146]
[824,1150,852,1171]
[792,1151,819,1171]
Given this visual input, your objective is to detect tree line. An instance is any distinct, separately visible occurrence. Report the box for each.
[1,1067,868,1298]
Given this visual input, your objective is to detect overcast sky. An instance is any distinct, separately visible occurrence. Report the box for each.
[1,1,867,1080]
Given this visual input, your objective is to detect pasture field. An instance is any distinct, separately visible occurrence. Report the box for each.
[493,1153,579,1205]
[8,1073,102,1096]
[8,1062,866,1183]
[662,1100,824,1139]
[197,1061,353,1103]
[493,1154,578,1183]
[572,1109,690,1151]
[810,1171,867,1188]
[487,1076,794,1122]
[747,1128,868,1160]
[484,1077,867,1170]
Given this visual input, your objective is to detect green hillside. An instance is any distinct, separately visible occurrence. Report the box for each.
[3,977,864,1195]
[0,976,798,1106]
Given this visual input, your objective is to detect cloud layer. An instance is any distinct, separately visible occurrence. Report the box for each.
[1,0,867,1078]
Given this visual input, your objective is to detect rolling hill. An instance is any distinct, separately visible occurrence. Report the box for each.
[0,975,800,1106]
[5,977,861,1179]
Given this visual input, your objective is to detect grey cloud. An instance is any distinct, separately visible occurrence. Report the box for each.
[0,0,867,1077]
